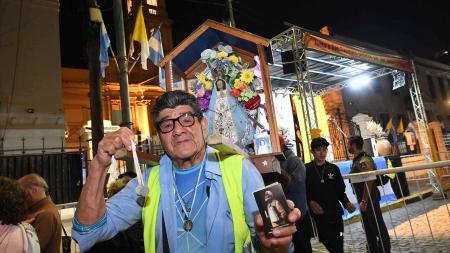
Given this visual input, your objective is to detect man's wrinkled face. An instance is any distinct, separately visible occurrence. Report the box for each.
[157,105,207,163]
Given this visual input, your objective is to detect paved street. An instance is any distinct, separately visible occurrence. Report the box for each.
[312,197,450,252]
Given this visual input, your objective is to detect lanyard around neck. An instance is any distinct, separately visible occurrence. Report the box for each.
[172,159,205,219]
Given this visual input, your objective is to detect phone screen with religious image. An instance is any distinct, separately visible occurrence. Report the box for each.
[253,182,291,235]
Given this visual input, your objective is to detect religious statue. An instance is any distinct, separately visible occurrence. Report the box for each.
[194,44,261,151]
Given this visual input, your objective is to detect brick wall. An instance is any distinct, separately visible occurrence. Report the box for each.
[321,91,351,161]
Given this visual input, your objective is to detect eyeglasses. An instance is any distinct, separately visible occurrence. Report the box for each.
[157,112,199,133]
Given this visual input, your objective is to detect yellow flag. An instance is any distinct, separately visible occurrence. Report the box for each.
[385,118,393,132]
[132,7,149,70]
[397,118,404,133]
[386,159,396,179]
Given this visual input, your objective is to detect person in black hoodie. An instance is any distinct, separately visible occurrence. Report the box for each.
[305,137,355,253]
[276,135,310,253]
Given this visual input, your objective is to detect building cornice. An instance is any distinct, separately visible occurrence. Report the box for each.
[413,56,450,72]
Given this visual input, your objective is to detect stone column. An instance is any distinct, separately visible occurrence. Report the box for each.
[351,113,373,139]
[428,121,447,160]
[0,0,64,152]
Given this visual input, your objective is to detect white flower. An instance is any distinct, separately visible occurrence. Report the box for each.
[205,69,213,80]
[200,49,217,61]
[218,45,233,54]
[366,120,386,137]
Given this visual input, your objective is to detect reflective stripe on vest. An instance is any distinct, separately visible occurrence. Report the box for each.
[141,153,251,253]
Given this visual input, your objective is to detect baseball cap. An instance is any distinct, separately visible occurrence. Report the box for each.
[310,137,329,149]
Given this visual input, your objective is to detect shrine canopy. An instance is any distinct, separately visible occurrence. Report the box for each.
[160,20,271,79]
[269,27,414,95]
[159,19,282,173]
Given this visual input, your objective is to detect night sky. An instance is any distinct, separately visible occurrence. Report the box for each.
[60,0,449,68]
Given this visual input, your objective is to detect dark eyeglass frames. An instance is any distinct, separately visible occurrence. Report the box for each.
[157,112,200,133]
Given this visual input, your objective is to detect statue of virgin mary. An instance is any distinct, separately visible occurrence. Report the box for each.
[204,69,255,150]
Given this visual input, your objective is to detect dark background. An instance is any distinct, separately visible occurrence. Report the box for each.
[60,0,450,68]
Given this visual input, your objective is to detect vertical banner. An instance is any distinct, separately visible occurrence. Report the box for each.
[314,96,334,161]
[291,95,312,163]
[273,94,297,155]
[290,95,334,163]
[290,95,303,160]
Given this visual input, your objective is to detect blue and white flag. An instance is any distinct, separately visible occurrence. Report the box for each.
[99,23,111,78]
[148,26,165,89]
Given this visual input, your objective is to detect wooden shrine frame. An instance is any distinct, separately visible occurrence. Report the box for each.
[158,20,282,173]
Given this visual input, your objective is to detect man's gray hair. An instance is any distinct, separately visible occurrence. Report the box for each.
[151,90,203,129]
[19,173,49,195]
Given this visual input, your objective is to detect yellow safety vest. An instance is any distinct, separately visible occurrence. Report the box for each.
[142,153,251,253]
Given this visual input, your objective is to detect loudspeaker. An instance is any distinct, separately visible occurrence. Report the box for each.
[281,50,295,74]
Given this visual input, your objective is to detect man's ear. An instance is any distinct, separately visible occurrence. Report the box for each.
[200,117,208,135]
[156,132,166,148]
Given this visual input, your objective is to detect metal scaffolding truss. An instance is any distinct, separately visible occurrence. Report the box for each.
[270,27,398,95]
[410,62,442,193]
[270,25,441,192]
[410,63,431,161]
[291,29,317,150]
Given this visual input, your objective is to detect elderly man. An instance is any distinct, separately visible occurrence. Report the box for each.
[72,90,300,253]
[18,173,62,253]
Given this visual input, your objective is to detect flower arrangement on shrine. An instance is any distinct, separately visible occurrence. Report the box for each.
[194,44,261,111]
[192,44,262,152]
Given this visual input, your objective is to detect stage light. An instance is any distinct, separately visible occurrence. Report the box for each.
[350,74,371,89]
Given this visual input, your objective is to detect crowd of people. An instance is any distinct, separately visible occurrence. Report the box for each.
[0,173,62,253]
[278,135,390,253]
[1,90,391,253]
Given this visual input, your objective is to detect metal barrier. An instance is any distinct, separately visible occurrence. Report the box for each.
[0,135,85,155]
[57,161,450,253]
[309,160,450,253]
[0,151,86,204]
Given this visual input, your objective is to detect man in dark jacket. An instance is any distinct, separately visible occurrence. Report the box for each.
[349,136,390,253]
[278,135,312,253]
[305,137,355,253]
